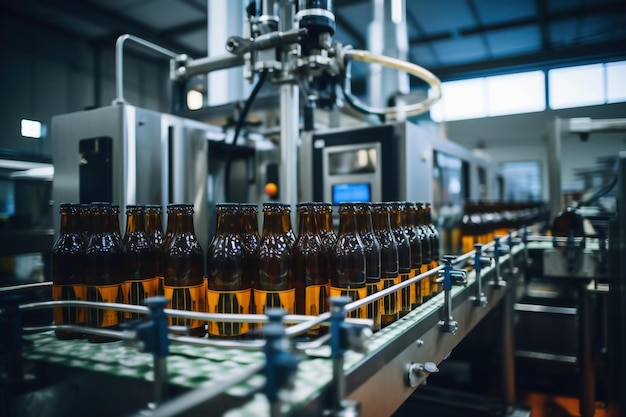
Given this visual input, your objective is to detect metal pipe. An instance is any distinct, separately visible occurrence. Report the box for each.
[279,82,299,219]
[153,357,168,406]
[501,275,516,408]
[22,324,131,340]
[0,281,51,294]
[180,54,245,79]
[114,34,178,105]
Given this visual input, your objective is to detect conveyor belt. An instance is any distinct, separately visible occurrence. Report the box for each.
[7,243,528,417]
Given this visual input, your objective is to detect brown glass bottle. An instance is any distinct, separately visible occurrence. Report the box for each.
[330,203,367,319]
[293,202,329,336]
[315,202,337,251]
[122,205,159,320]
[84,203,124,342]
[415,202,433,270]
[461,202,483,254]
[52,204,85,340]
[315,202,337,283]
[389,202,412,317]
[280,203,297,248]
[145,205,164,295]
[257,202,296,315]
[372,203,399,328]
[355,202,381,331]
[240,202,261,300]
[145,205,164,249]
[163,204,206,337]
[424,203,440,295]
[159,204,179,295]
[403,202,424,308]
[206,203,251,337]
[78,203,92,243]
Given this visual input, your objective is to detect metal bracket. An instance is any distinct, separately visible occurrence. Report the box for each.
[470,244,490,307]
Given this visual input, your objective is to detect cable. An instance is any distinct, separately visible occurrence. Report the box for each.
[340,48,442,119]
[221,70,269,201]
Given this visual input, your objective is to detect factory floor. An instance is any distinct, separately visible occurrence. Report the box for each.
[517,392,607,417]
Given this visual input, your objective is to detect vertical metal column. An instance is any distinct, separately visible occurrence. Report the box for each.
[278,1,299,212]
[546,117,563,222]
[501,274,516,408]
[580,284,595,417]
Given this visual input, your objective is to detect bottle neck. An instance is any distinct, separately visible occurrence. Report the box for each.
[125,212,145,234]
[338,211,358,236]
[215,211,239,235]
[146,213,162,232]
[176,212,195,234]
[263,211,284,236]
[281,211,293,234]
[59,211,71,234]
[241,213,259,234]
[389,210,402,230]
[356,211,374,235]
[298,210,317,234]
[372,210,390,232]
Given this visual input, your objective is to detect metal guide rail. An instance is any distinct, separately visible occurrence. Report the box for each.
[0,233,535,417]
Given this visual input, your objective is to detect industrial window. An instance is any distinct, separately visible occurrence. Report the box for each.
[499,161,542,202]
[430,71,545,122]
[430,78,487,121]
[486,71,545,116]
[548,64,604,109]
[607,61,626,103]
[430,60,626,122]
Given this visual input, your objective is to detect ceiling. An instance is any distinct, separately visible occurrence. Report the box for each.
[3,0,626,83]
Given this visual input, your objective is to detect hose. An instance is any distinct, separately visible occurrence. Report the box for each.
[340,48,442,119]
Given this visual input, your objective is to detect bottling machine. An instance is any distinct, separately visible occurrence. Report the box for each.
[1,0,624,416]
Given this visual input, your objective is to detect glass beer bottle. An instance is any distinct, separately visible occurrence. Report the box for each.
[424,203,440,295]
[163,204,206,337]
[240,203,261,294]
[315,202,337,251]
[52,203,85,340]
[122,205,159,319]
[415,202,433,301]
[293,203,329,336]
[84,203,124,342]
[145,205,164,249]
[159,204,179,295]
[389,202,412,317]
[280,203,297,248]
[355,202,381,331]
[403,202,424,308]
[330,203,367,319]
[206,203,251,337]
[257,203,296,315]
[372,203,399,328]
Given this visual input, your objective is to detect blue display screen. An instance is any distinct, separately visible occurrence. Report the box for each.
[332,183,371,205]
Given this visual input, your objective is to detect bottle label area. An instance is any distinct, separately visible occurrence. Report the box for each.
[207,288,252,336]
[329,286,368,319]
[254,288,296,315]
[52,284,86,325]
[123,277,160,318]
[163,282,206,329]
[85,283,124,328]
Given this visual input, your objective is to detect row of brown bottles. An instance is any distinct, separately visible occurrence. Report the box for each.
[52,200,440,341]
[52,203,204,340]
[461,201,547,253]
